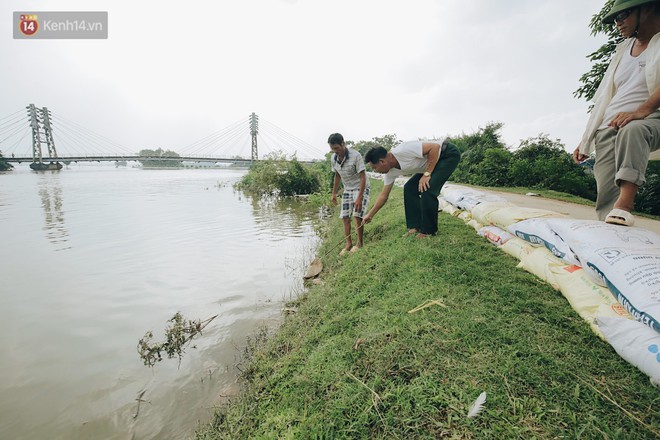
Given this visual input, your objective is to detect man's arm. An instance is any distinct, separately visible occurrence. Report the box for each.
[609,84,660,129]
[418,142,441,192]
[573,145,589,164]
[362,183,393,224]
[331,172,341,206]
[354,170,366,211]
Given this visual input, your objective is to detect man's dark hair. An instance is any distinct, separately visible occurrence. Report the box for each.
[327,133,344,145]
[365,146,388,164]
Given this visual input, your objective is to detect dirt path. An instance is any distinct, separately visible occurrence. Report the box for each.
[451,185,660,234]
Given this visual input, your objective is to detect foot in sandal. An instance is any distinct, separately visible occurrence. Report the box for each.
[605,208,635,227]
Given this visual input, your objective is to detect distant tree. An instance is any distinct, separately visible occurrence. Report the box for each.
[635,161,660,215]
[138,148,182,168]
[575,0,619,103]
[510,135,596,199]
[0,151,12,171]
[472,148,513,187]
[348,134,401,155]
[448,122,508,184]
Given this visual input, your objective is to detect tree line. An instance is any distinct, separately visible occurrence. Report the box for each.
[235,124,659,216]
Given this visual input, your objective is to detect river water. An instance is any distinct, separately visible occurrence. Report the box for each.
[0,164,321,440]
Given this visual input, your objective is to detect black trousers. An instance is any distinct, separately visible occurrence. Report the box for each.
[403,143,461,235]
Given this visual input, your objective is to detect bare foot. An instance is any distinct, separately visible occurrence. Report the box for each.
[350,245,361,253]
[415,233,432,239]
[402,228,419,237]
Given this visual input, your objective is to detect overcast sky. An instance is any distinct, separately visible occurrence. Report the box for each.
[2,0,610,159]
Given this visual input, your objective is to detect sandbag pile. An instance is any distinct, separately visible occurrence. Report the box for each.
[439,184,660,385]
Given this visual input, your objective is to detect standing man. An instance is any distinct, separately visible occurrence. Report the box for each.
[363,139,460,238]
[329,133,370,254]
[574,0,660,226]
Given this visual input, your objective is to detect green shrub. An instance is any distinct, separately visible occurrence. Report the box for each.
[509,136,596,200]
[235,157,321,197]
[636,161,660,215]
[0,152,12,171]
[450,122,510,185]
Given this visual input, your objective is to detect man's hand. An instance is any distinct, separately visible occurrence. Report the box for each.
[354,196,363,212]
[361,213,373,226]
[573,146,588,164]
[418,175,431,192]
[608,110,650,130]
[332,193,338,206]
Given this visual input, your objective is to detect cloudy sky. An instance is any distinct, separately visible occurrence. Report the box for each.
[2,0,610,159]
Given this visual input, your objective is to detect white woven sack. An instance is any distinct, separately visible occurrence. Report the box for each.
[508,218,580,266]
[598,316,660,386]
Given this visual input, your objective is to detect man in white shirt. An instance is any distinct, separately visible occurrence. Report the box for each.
[574,0,660,226]
[362,140,460,238]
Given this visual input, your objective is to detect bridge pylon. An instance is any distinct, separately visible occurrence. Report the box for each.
[249,112,259,161]
[27,104,62,171]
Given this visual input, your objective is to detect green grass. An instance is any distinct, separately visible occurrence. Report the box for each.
[197,180,660,439]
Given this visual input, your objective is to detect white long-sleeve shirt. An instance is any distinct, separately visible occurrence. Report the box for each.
[579,32,660,157]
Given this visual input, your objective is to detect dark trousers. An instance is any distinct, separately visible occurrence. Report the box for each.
[403,143,461,235]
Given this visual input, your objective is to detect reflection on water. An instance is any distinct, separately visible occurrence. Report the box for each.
[247,193,320,236]
[242,192,324,281]
[0,166,321,440]
[38,172,69,248]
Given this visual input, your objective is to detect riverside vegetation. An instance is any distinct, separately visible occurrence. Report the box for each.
[0,152,12,171]
[196,179,659,439]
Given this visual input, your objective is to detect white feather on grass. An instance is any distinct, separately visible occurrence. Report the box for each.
[467,391,487,418]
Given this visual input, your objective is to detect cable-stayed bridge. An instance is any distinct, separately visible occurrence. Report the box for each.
[0,105,325,170]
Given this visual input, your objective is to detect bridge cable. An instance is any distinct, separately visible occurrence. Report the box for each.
[0,120,29,147]
[53,114,135,155]
[0,109,26,123]
[0,113,27,135]
[177,117,248,157]
[51,124,102,156]
[180,122,247,157]
[52,120,127,157]
[7,127,30,153]
[259,118,324,159]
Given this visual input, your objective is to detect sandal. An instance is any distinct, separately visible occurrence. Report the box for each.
[605,208,635,227]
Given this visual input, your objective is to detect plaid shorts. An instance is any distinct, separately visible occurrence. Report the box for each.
[340,186,370,219]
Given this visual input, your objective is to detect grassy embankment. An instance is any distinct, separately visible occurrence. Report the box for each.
[197,179,659,439]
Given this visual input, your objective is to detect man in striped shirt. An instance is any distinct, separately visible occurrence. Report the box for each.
[329,133,370,254]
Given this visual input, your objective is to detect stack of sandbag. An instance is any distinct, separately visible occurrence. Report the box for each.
[438,185,660,385]
[507,218,660,385]
[597,316,660,386]
[509,219,660,331]
[440,185,511,231]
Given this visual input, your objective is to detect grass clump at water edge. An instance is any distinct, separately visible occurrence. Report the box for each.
[196,179,660,439]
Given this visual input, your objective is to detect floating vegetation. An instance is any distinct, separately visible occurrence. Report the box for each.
[137,312,217,367]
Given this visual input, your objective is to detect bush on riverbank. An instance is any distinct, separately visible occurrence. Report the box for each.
[0,152,12,171]
[235,154,323,197]
[197,179,659,439]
